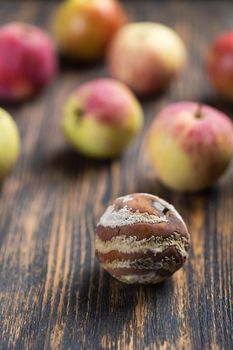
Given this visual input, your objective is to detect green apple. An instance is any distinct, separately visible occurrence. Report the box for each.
[0,108,20,180]
[62,79,143,158]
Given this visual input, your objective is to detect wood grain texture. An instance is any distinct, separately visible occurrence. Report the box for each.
[0,1,232,349]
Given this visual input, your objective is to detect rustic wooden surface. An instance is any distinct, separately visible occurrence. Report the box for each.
[0,1,233,349]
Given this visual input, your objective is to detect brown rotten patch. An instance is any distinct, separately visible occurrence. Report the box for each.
[96,246,187,266]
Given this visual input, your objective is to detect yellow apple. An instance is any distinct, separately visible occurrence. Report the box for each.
[52,0,127,62]
[148,102,233,192]
[107,22,186,96]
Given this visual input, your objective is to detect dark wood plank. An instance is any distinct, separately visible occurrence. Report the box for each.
[0,1,233,349]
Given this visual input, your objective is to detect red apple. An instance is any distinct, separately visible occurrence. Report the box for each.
[52,0,127,62]
[107,22,186,96]
[0,22,57,102]
[62,78,144,158]
[207,31,233,99]
[148,102,233,192]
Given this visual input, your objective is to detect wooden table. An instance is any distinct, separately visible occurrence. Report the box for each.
[0,1,232,349]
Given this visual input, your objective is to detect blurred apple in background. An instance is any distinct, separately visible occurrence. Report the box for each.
[107,22,186,96]
[52,0,127,62]
[62,78,144,159]
[207,31,233,99]
[0,108,20,180]
[148,102,233,192]
[0,22,57,102]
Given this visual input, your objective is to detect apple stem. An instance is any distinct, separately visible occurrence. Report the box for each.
[74,108,84,123]
[195,104,203,119]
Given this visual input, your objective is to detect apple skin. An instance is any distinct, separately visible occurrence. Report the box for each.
[52,0,127,62]
[107,22,186,96]
[0,108,20,180]
[207,31,233,99]
[148,102,233,192]
[0,22,57,102]
[62,79,144,159]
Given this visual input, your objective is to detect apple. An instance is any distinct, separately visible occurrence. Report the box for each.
[148,102,233,192]
[107,22,186,96]
[0,22,57,102]
[207,31,233,99]
[52,0,127,62]
[62,78,144,158]
[0,108,20,180]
